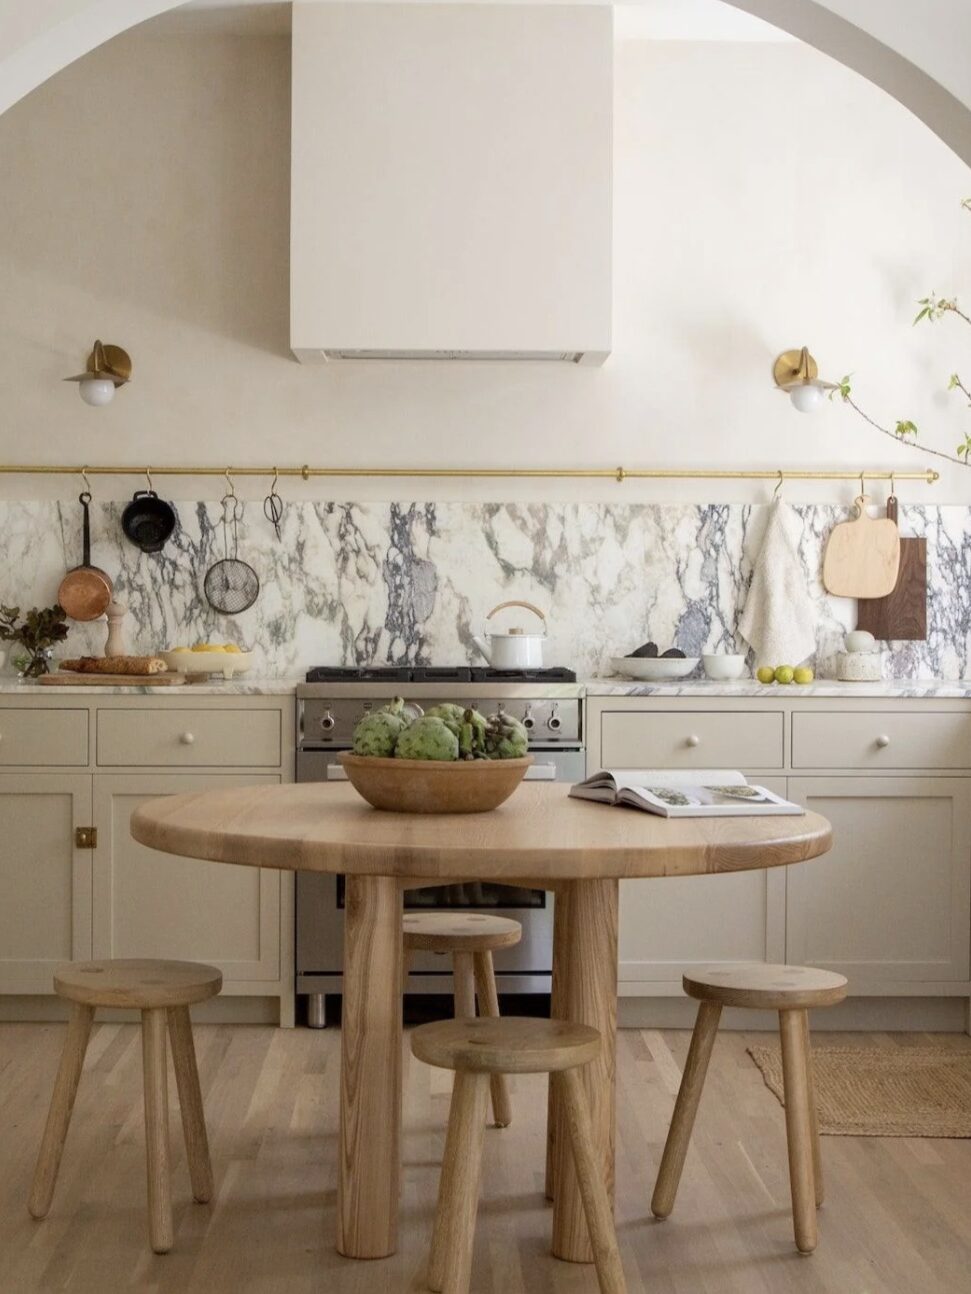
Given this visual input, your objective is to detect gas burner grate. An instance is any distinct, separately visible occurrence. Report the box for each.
[304,665,577,683]
[470,667,577,683]
[410,667,473,682]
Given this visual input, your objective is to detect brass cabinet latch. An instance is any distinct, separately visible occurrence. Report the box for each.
[75,827,97,849]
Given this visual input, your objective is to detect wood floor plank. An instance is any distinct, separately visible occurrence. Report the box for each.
[1,1023,969,1292]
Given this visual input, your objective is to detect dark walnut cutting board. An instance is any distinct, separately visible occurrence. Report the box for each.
[856,497,927,640]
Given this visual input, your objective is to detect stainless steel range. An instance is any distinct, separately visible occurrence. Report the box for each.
[296,666,584,1027]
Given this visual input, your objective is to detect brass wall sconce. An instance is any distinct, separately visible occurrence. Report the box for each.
[773,346,836,413]
[64,340,132,407]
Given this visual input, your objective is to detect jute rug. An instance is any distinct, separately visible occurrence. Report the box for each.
[747,1044,971,1137]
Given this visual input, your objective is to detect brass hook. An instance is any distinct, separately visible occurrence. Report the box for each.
[301,464,310,482]
[773,470,784,499]
[271,466,279,494]
[224,467,236,498]
[80,466,91,494]
[889,471,896,498]
[145,466,154,494]
[859,471,866,498]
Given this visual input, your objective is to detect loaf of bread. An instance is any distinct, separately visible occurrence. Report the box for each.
[60,656,168,675]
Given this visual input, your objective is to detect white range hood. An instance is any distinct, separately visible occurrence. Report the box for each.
[290,2,613,364]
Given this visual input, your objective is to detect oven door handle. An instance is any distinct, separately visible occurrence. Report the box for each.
[524,763,558,781]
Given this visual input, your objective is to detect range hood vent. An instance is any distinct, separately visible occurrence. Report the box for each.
[290,3,612,365]
[315,349,585,364]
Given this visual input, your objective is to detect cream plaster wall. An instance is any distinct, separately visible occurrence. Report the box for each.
[0,23,970,504]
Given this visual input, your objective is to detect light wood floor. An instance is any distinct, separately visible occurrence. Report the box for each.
[2,1022,970,1293]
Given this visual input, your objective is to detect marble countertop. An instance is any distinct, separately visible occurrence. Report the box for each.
[4,674,971,700]
[582,677,971,699]
[0,676,302,697]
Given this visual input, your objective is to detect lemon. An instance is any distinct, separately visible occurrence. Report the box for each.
[774,665,794,685]
[223,643,241,654]
[756,666,775,684]
[794,666,815,684]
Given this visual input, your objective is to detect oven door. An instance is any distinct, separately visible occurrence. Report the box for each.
[295,746,583,1010]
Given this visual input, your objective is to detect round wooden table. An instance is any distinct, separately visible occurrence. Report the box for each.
[131,782,832,1265]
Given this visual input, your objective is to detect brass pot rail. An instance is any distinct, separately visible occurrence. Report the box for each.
[0,464,942,484]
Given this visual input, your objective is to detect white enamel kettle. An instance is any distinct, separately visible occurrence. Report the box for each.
[472,600,548,670]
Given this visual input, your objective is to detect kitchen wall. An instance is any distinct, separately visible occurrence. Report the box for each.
[1,15,970,677]
[3,498,969,678]
[0,19,969,505]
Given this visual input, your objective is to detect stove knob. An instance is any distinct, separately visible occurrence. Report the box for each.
[319,712,336,732]
[547,707,562,732]
[522,706,535,730]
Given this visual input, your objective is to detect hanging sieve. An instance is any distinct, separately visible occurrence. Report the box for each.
[204,488,260,615]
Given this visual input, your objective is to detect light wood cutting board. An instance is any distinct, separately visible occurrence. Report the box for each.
[822,495,901,597]
[38,671,187,687]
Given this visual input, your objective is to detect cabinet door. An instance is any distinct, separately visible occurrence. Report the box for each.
[618,777,788,988]
[92,774,281,984]
[0,774,92,993]
[787,777,971,986]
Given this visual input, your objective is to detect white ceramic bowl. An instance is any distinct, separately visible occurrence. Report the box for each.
[702,653,747,681]
[610,656,699,681]
[162,648,253,679]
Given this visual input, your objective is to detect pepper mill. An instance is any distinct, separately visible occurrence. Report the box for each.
[104,600,127,658]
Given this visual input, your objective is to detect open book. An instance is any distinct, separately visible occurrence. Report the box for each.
[569,769,804,818]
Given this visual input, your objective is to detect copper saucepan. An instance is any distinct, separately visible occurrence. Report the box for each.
[58,492,113,621]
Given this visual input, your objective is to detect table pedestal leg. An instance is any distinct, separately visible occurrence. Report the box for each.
[338,874,402,1258]
[551,879,618,1264]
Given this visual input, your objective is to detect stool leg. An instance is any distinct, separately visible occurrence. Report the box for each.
[779,1009,817,1254]
[473,952,512,1128]
[28,1002,94,1219]
[801,1010,824,1207]
[556,1068,627,1294]
[167,1005,213,1204]
[428,1070,490,1294]
[142,1007,174,1254]
[452,952,476,1018]
[651,999,722,1220]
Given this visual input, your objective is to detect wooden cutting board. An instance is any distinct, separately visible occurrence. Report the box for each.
[822,494,901,597]
[856,498,927,640]
[37,671,187,687]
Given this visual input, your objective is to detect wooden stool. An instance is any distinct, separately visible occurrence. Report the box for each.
[28,958,222,1254]
[413,1016,626,1294]
[651,963,848,1254]
[403,912,522,1128]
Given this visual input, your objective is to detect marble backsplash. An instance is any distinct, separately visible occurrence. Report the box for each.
[1,499,969,680]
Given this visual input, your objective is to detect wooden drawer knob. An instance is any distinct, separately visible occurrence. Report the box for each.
[875,734,891,748]
[685,734,700,748]
[179,732,196,746]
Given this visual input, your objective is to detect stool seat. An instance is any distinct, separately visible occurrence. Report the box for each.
[54,958,222,1009]
[402,912,522,953]
[683,962,848,1011]
[412,1016,601,1075]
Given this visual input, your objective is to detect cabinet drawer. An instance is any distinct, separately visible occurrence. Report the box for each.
[600,710,783,769]
[98,709,281,767]
[792,711,971,769]
[0,708,88,766]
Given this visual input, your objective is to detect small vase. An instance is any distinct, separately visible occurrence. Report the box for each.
[18,647,54,679]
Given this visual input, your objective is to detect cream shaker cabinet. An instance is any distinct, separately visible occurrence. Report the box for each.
[786,776,971,985]
[0,695,294,1022]
[0,773,93,994]
[586,694,971,1009]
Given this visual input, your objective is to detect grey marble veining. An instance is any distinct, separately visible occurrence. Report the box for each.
[1,500,970,680]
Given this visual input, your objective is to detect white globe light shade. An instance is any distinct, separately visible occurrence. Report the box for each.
[78,376,116,407]
[788,382,824,414]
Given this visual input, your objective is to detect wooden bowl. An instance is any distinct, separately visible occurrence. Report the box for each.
[338,753,533,814]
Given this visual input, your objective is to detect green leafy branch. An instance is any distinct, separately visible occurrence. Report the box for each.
[833,198,971,469]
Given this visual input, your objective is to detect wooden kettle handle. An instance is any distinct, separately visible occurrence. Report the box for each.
[485,600,547,628]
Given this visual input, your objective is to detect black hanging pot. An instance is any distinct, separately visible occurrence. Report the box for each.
[121,490,177,553]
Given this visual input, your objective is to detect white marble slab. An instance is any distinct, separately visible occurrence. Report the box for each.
[583,678,971,699]
[1,499,969,680]
[0,676,301,697]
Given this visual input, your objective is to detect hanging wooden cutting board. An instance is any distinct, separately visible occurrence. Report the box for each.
[856,497,927,640]
[822,495,901,597]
